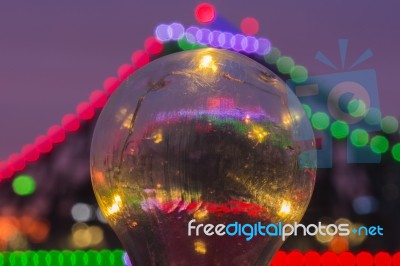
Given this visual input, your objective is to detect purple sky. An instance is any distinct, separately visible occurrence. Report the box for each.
[1,0,399,161]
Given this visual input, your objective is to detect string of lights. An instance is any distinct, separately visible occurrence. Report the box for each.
[0,3,399,187]
[0,250,399,266]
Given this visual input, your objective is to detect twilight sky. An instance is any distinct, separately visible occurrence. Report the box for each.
[1,0,399,161]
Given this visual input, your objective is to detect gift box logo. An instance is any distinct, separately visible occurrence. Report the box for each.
[287,39,380,168]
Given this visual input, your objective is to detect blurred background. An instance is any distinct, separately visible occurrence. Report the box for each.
[0,0,400,256]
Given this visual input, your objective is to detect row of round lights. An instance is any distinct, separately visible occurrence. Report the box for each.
[0,250,125,266]
[0,250,399,266]
[304,102,400,162]
[154,21,400,162]
[155,22,271,55]
[0,36,164,183]
[1,3,400,185]
[271,251,400,266]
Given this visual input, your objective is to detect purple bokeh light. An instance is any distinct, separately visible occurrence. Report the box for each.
[155,23,272,56]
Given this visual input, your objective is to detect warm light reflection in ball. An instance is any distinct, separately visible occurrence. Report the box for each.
[91,48,316,265]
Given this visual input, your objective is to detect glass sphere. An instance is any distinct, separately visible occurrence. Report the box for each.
[91,48,316,265]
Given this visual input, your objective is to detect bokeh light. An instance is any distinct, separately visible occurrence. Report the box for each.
[71,203,93,222]
[47,125,66,144]
[391,143,400,162]
[277,56,295,74]
[364,107,381,126]
[12,175,36,196]
[350,129,369,147]
[131,51,150,69]
[381,116,399,134]
[240,17,259,35]
[61,114,80,132]
[34,135,53,154]
[103,77,121,95]
[311,112,330,130]
[89,90,109,109]
[144,37,163,55]
[21,144,40,162]
[330,120,349,139]
[195,3,216,24]
[264,47,281,64]
[117,64,135,81]
[375,252,392,266]
[76,102,95,121]
[348,99,367,117]
[370,135,389,154]
[357,251,374,266]
[290,65,308,83]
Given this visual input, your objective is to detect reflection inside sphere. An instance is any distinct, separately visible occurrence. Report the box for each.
[91,48,317,266]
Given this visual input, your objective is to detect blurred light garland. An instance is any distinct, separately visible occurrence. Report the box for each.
[0,250,399,266]
[2,8,400,184]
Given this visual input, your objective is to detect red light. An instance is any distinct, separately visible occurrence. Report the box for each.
[271,250,286,266]
[393,252,400,266]
[8,153,26,172]
[47,125,66,144]
[375,252,391,266]
[0,161,14,180]
[356,252,373,266]
[287,251,304,266]
[131,50,150,69]
[240,17,259,35]
[195,3,216,24]
[321,251,337,266]
[103,77,121,95]
[144,36,163,55]
[61,114,80,132]
[89,90,108,109]
[76,102,95,120]
[117,64,135,81]
[21,144,40,162]
[338,252,355,266]
[35,135,53,154]
[305,251,321,266]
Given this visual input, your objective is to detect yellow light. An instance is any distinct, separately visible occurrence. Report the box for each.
[278,201,291,216]
[248,125,268,143]
[315,223,333,244]
[194,240,207,254]
[193,209,208,221]
[107,195,122,215]
[122,114,133,129]
[199,55,218,72]
[152,130,163,144]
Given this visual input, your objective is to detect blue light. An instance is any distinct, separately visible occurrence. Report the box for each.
[155,24,171,42]
[170,23,185,40]
[257,38,272,55]
[186,26,199,43]
[196,28,212,45]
